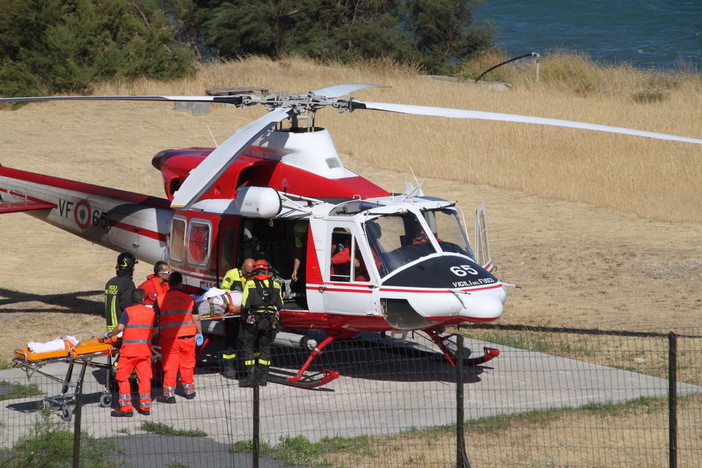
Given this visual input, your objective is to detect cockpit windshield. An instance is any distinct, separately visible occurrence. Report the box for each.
[421,208,474,259]
[363,208,473,277]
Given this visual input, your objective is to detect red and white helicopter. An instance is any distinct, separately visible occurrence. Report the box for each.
[2,84,701,387]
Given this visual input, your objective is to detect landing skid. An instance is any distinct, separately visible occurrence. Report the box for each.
[346,331,499,367]
[267,368,340,389]
[425,329,500,367]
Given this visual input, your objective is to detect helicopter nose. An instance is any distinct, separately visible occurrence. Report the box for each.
[454,289,504,321]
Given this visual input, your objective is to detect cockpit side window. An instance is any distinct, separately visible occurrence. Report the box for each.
[423,209,474,259]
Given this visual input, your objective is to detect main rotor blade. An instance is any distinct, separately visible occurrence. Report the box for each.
[311,84,381,98]
[170,107,294,209]
[0,95,244,104]
[351,100,702,145]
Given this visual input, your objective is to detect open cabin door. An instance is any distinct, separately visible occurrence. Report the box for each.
[216,215,242,284]
[474,203,495,273]
[314,222,376,317]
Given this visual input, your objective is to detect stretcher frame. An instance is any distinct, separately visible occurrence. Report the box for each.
[12,337,118,421]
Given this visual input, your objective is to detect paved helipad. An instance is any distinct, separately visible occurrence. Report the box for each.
[2,333,700,466]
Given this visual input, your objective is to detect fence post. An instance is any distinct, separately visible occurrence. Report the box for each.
[668,332,677,468]
[72,362,89,468]
[456,334,471,468]
[253,383,260,468]
[72,392,82,468]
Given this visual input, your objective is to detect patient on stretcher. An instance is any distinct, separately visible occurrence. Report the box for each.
[16,334,115,362]
[28,336,79,354]
[194,288,242,317]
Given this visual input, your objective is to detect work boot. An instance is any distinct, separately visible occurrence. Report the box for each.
[156,396,176,404]
[221,357,238,380]
[259,366,269,387]
[238,365,257,387]
[184,392,196,400]
[111,410,133,418]
[238,376,256,388]
[136,407,150,416]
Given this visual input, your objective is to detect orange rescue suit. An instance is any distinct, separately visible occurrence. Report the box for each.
[138,274,170,306]
[116,304,156,413]
[156,290,197,398]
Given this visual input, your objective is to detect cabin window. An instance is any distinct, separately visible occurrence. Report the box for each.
[187,220,211,267]
[169,217,187,264]
[330,227,368,282]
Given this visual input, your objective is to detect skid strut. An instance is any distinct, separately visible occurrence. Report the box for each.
[426,329,500,366]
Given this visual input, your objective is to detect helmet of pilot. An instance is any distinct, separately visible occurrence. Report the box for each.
[365,220,382,240]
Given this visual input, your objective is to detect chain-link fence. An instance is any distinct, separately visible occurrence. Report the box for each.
[1,327,701,467]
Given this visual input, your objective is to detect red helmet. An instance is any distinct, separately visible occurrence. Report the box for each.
[252,259,272,279]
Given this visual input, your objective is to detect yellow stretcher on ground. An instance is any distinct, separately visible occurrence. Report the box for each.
[12,336,119,421]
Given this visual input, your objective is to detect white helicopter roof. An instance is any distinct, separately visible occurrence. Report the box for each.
[322,195,456,219]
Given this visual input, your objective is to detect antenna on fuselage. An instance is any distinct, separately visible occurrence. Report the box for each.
[207,126,219,147]
[409,165,419,185]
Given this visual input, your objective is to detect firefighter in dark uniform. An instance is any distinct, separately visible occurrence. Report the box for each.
[105,252,138,332]
[219,257,255,379]
[239,259,283,387]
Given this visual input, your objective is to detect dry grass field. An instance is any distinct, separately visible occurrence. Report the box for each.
[1,56,700,361]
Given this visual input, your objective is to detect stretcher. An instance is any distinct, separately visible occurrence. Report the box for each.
[12,336,119,421]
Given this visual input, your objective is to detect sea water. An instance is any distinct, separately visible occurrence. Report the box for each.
[476,0,702,70]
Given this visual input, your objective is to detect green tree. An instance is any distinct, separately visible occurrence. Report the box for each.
[0,0,196,97]
[403,0,493,74]
[197,0,491,73]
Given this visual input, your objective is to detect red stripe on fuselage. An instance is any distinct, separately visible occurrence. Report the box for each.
[0,187,58,209]
[110,220,167,243]
[305,283,502,295]
[380,284,503,294]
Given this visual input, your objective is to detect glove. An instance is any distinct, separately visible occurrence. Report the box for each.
[195,333,204,346]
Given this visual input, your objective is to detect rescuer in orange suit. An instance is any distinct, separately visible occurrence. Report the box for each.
[138,261,171,307]
[154,271,203,403]
[102,288,156,417]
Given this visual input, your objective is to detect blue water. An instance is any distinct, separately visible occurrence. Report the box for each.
[476,0,702,71]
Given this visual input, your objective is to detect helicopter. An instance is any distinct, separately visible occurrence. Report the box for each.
[1,84,701,388]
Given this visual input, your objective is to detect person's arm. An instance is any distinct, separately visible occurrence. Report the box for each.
[291,257,301,281]
[190,301,202,334]
[332,247,351,264]
[192,313,202,334]
[241,283,251,314]
[103,312,127,339]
